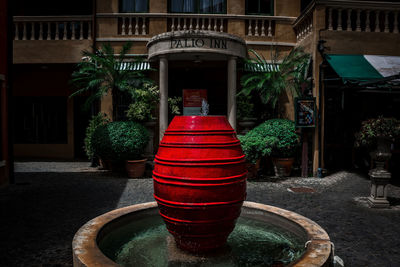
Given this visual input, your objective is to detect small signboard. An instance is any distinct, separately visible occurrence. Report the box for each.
[183,89,207,115]
[295,97,316,128]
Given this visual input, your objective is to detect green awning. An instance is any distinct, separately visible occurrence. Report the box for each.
[325,54,398,82]
[118,61,151,71]
[244,62,279,72]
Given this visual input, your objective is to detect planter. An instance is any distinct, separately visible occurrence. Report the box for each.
[246,158,260,179]
[126,159,147,178]
[372,137,392,163]
[272,157,294,177]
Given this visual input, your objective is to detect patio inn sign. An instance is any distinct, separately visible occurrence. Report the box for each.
[170,38,228,49]
[147,32,247,60]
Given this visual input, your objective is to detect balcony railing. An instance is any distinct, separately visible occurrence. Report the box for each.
[326,7,399,33]
[116,14,227,35]
[167,15,227,33]
[118,15,149,35]
[246,18,274,37]
[98,13,295,38]
[293,0,400,41]
[13,16,92,41]
[293,6,314,42]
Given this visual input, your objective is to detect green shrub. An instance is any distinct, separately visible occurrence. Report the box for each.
[238,134,274,164]
[239,119,300,163]
[126,83,159,122]
[92,121,149,160]
[237,93,255,120]
[84,113,110,160]
[355,117,400,148]
[126,83,182,122]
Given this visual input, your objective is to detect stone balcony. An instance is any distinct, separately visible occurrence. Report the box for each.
[293,0,400,55]
[13,13,297,64]
[13,16,93,64]
[96,13,295,41]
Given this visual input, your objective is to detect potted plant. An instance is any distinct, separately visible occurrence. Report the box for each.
[84,112,110,167]
[92,121,149,177]
[355,117,400,163]
[240,47,310,115]
[240,119,300,177]
[238,132,274,178]
[266,119,300,177]
[70,42,151,120]
[125,82,182,158]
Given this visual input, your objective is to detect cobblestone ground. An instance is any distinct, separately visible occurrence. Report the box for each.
[1,165,400,266]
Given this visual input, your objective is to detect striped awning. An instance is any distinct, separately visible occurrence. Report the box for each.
[326,54,400,83]
[244,62,280,72]
[117,61,151,71]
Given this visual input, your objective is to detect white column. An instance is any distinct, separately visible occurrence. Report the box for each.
[227,56,237,131]
[159,56,168,141]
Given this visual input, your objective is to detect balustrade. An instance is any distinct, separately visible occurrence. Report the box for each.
[293,15,313,41]
[246,19,274,37]
[13,16,92,41]
[326,8,399,33]
[119,16,149,35]
[15,14,294,41]
[168,16,227,33]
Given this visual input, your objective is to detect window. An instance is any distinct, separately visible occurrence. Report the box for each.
[169,0,226,14]
[246,0,273,15]
[14,97,68,144]
[120,0,148,13]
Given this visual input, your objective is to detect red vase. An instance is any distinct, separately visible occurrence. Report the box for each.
[153,116,247,253]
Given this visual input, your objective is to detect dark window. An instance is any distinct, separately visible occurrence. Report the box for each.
[169,0,226,14]
[120,0,148,13]
[14,97,68,144]
[246,0,273,15]
[13,0,92,16]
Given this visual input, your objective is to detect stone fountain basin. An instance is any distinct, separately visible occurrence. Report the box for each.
[72,201,331,267]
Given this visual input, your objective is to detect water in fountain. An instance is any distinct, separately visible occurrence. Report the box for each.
[99,213,305,267]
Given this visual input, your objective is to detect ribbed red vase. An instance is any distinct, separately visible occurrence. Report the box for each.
[153,116,247,253]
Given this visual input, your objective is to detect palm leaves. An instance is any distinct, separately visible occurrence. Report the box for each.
[70,42,151,112]
[240,47,310,109]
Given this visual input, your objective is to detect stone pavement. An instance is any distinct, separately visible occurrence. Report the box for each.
[1,163,400,266]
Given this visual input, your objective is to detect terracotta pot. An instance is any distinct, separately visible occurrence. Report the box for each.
[126,159,147,178]
[272,157,294,177]
[153,116,247,252]
[246,158,260,179]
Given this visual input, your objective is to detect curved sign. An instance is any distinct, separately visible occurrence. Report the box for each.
[147,31,247,60]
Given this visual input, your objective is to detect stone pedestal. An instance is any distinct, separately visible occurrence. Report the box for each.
[368,162,391,208]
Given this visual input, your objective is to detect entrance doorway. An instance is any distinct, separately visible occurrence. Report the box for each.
[169,60,227,120]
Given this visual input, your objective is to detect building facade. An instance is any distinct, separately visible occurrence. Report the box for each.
[11,0,400,176]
